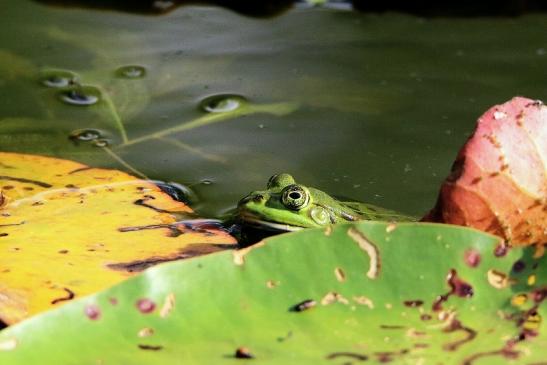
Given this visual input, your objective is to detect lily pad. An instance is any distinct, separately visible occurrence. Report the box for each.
[0,221,544,364]
[0,152,236,324]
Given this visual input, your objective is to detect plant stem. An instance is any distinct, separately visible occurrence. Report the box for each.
[101,145,148,180]
[119,102,298,148]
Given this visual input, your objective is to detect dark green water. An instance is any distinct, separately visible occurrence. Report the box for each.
[1,0,546,218]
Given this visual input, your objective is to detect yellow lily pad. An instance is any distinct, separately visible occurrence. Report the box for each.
[0,152,236,324]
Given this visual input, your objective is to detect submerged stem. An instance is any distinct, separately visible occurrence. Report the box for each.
[119,102,298,148]
[101,146,148,180]
[97,87,129,144]
[158,137,227,164]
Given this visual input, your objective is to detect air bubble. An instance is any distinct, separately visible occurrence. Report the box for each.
[93,139,109,148]
[116,65,146,79]
[199,94,247,113]
[69,129,102,142]
[40,70,78,88]
[60,86,100,106]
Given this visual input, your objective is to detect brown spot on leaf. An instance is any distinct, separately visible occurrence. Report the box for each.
[51,287,75,305]
[326,352,368,362]
[136,298,156,314]
[334,267,346,282]
[442,318,477,351]
[403,300,423,308]
[138,327,155,338]
[487,269,511,289]
[321,292,349,306]
[138,344,163,351]
[290,299,316,312]
[347,227,380,279]
[464,249,481,268]
[235,347,254,359]
[84,304,101,320]
[0,175,52,188]
[159,293,175,318]
[353,296,374,309]
[433,269,473,311]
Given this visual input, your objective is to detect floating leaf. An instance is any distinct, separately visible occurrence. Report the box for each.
[0,221,544,364]
[424,97,547,247]
[0,152,236,324]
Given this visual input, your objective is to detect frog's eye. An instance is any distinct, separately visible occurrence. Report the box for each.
[281,184,309,210]
[267,173,295,189]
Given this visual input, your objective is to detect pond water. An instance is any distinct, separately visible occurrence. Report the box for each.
[1,0,546,219]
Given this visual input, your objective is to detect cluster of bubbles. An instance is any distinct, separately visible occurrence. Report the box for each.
[40,65,148,107]
[40,67,249,148]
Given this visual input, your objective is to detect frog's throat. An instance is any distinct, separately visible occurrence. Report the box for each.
[238,211,304,232]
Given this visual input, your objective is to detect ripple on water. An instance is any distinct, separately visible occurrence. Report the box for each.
[199,94,247,113]
[116,65,147,79]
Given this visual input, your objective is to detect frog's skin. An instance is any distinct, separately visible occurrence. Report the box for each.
[237,173,415,232]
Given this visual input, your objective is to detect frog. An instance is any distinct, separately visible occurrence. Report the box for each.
[236,173,415,232]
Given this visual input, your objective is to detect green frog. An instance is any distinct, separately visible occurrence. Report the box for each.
[237,173,415,232]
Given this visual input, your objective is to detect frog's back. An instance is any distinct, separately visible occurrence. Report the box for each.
[343,201,416,222]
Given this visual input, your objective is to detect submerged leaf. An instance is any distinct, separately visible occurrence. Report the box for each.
[424,97,547,247]
[0,152,236,324]
[0,222,544,364]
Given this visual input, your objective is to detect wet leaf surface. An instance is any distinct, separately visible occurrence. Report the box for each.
[424,97,547,248]
[0,221,544,364]
[0,152,236,324]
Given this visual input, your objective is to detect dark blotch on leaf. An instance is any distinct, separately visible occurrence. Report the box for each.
[235,347,254,359]
[138,344,163,351]
[403,300,424,308]
[433,269,473,311]
[290,299,316,312]
[326,352,368,361]
[512,260,526,273]
[494,242,509,257]
[51,288,75,305]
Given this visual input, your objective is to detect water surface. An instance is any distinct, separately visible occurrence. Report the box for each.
[1,0,546,218]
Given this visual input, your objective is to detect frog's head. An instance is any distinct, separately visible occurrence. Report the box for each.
[237,173,357,232]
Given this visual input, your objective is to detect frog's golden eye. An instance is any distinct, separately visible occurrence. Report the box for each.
[267,173,295,189]
[281,184,309,210]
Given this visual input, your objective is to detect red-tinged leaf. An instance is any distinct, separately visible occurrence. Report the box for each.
[424,96,547,247]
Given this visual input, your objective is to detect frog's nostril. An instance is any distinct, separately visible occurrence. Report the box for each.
[252,194,264,202]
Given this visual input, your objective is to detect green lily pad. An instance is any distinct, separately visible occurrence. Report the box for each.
[0,221,544,364]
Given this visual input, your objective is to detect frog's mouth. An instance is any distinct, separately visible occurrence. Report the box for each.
[237,211,303,232]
